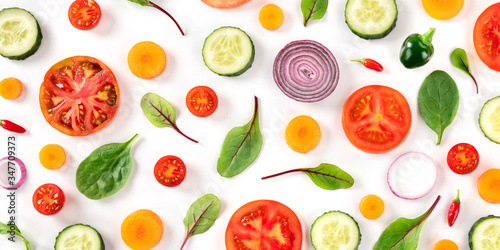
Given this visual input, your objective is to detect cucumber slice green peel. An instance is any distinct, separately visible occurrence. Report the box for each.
[468,215,500,250]
[311,210,361,250]
[55,224,104,250]
[0,7,42,60]
[479,96,500,144]
[345,0,398,39]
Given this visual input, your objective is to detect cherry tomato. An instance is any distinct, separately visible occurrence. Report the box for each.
[39,56,120,136]
[473,3,500,71]
[68,0,101,30]
[447,143,479,175]
[225,200,303,249]
[342,85,412,154]
[153,155,186,187]
[186,86,218,117]
[32,183,65,215]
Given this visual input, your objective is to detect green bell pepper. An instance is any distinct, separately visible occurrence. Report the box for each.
[399,28,436,69]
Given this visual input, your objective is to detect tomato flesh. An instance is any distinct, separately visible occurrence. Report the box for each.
[154,155,186,187]
[32,183,65,215]
[68,0,101,30]
[342,85,411,154]
[474,2,500,71]
[186,86,218,117]
[447,143,479,175]
[225,200,302,250]
[40,56,119,136]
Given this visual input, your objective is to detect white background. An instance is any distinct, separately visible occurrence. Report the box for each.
[1,0,500,249]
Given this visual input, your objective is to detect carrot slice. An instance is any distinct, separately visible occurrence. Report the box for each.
[359,194,385,220]
[0,77,23,100]
[201,0,251,9]
[121,209,164,250]
[478,168,500,204]
[433,239,458,250]
[259,4,284,31]
[285,115,321,153]
[39,144,66,170]
[128,41,167,79]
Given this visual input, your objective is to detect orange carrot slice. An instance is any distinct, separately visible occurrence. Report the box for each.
[478,168,500,204]
[433,239,458,250]
[128,41,167,79]
[285,115,321,153]
[359,194,385,220]
[39,144,66,170]
[0,77,23,100]
[121,209,164,250]
[259,4,284,31]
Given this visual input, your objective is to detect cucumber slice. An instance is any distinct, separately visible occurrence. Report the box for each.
[202,26,254,76]
[480,96,500,144]
[0,7,42,60]
[55,224,104,250]
[311,211,361,250]
[345,0,398,39]
[468,215,500,250]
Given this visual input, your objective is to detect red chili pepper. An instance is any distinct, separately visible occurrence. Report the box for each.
[448,189,460,227]
[351,58,384,72]
[0,119,26,133]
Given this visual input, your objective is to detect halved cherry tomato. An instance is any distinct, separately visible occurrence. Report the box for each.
[32,183,65,215]
[447,143,479,175]
[185,86,218,117]
[68,0,101,30]
[153,155,186,187]
[225,200,303,250]
[342,85,412,154]
[39,56,120,136]
[473,3,500,71]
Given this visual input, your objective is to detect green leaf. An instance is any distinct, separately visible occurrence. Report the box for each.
[301,0,328,27]
[0,221,9,234]
[127,0,153,6]
[141,93,197,143]
[0,221,32,250]
[180,194,221,250]
[217,96,263,178]
[417,70,459,145]
[262,163,354,190]
[374,196,441,250]
[76,134,139,200]
[451,48,479,93]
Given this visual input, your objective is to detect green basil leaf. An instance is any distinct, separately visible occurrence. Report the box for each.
[76,134,139,200]
[451,48,479,93]
[217,96,263,178]
[127,0,152,7]
[417,70,459,145]
[141,93,197,143]
[180,194,221,250]
[302,164,354,190]
[301,0,328,27]
[374,196,441,250]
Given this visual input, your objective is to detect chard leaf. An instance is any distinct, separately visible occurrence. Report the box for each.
[76,134,139,200]
[217,96,262,178]
[417,70,459,145]
[180,194,221,250]
[374,196,441,250]
[141,93,198,143]
[127,0,152,6]
[301,0,328,27]
[451,48,478,93]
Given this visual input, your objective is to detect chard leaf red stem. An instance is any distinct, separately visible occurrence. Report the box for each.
[149,101,198,143]
[149,1,185,36]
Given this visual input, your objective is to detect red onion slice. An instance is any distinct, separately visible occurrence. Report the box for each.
[273,40,339,102]
[0,156,27,190]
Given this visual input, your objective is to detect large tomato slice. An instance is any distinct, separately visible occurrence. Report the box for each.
[474,3,500,71]
[342,85,411,154]
[40,56,119,136]
[225,200,302,250]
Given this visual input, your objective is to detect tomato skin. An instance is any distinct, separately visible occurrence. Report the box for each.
[201,0,251,9]
[225,200,303,250]
[447,143,479,175]
[32,183,65,215]
[154,155,186,187]
[68,0,101,30]
[342,85,412,154]
[186,86,218,117]
[473,2,500,71]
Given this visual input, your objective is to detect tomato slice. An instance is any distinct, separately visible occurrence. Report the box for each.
[32,183,65,215]
[342,85,411,154]
[153,155,186,187]
[201,0,251,9]
[39,56,120,136]
[186,86,218,117]
[474,2,500,71]
[447,143,479,175]
[68,0,101,30]
[225,200,303,250]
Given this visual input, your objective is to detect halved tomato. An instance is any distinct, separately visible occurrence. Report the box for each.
[447,143,479,175]
[225,200,302,250]
[153,155,186,187]
[68,0,102,30]
[39,56,119,136]
[342,85,411,154]
[185,86,218,117]
[474,3,500,71]
[32,183,65,215]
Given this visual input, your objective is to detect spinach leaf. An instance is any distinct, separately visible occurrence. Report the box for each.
[76,134,139,200]
[417,70,459,145]
[374,196,441,250]
[141,93,198,143]
[301,0,328,27]
[262,163,354,190]
[217,96,262,178]
[0,221,31,250]
[181,194,221,250]
[451,48,478,93]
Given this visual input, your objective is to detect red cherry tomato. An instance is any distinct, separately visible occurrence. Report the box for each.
[186,86,218,117]
[153,155,186,187]
[32,183,65,215]
[447,143,479,175]
[68,0,101,30]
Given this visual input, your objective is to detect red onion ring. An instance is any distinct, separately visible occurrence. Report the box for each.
[0,156,27,190]
[273,40,339,102]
